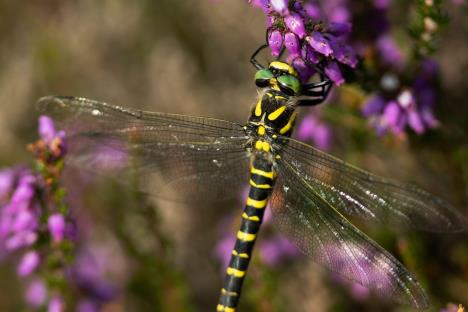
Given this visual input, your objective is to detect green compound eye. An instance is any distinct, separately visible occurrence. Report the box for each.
[277,75,301,96]
[254,69,274,88]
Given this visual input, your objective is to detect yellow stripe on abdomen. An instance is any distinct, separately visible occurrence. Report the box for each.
[236,231,256,242]
[227,267,246,278]
[250,167,274,179]
[217,305,236,312]
[249,179,272,189]
[246,197,267,209]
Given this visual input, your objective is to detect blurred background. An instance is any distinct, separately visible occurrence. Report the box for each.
[0,1,467,311]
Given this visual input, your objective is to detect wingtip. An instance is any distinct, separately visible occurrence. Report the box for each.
[36,95,64,112]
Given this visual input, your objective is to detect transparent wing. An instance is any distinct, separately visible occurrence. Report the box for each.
[270,160,429,310]
[277,137,467,232]
[37,96,251,202]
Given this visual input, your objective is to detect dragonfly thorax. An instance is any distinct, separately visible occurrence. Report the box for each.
[246,89,297,155]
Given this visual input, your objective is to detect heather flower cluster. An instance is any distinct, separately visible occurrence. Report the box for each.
[362,60,439,135]
[0,167,39,257]
[249,0,357,85]
[0,116,71,311]
[352,0,441,136]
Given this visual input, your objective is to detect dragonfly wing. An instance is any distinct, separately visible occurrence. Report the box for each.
[37,96,251,203]
[278,137,467,232]
[270,160,429,310]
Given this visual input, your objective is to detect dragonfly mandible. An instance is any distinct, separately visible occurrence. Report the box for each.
[37,44,467,311]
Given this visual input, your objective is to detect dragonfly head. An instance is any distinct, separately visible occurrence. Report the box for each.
[254,61,301,96]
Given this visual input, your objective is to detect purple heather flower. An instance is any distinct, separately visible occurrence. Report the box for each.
[25,279,47,308]
[331,40,358,68]
[324,61,344,85]
[38,115,67,158]
[377,35,404,68]
[284,13,306,39]
[303,3,321,19]
[72,244,123,304]
[407,109,425,134]
[48,213,66,243]
[268,30,284,57]
[382,101,401,130]
[302,45,320,64]
[362,95,386,117]
[284,32,301,58]
[270,0,288,14]
[307,32,333,56]
[296,114,333,151]
[17,250,40,277]
[324,2,351,23]
[0,171,39,253]
[328,22,352,37]
[39,116,57,144]
[251,0,270,13]
[292,58,316,82]
[0,168,15,204]
[10,173,35,205]
[48,296,64,312]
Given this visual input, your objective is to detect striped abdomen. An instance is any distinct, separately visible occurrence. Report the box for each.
[217,156,275,312]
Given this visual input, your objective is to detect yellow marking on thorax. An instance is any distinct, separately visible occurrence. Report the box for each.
[249,179,272,189]
[242,212,260,221]
[246,197,267,209]
[232,250,249,258]
[250,167,274,179]
[254,98,262,117]
[255,140,262,150]
[275,95,286,101]
[268,106,286,121]
[279,112,297,134]
[237,230,256,242]
[257,125,265,136]
[227,267,246,278]
[254,140,270,152]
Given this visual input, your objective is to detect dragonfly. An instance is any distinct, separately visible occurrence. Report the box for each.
[37,44,467,311]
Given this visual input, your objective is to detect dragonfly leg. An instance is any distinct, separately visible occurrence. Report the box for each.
[217,158,275,311]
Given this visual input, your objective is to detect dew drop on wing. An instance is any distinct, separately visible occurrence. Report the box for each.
[212,159,222,168]
[283,186,290,193]
[91,109,102,116]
